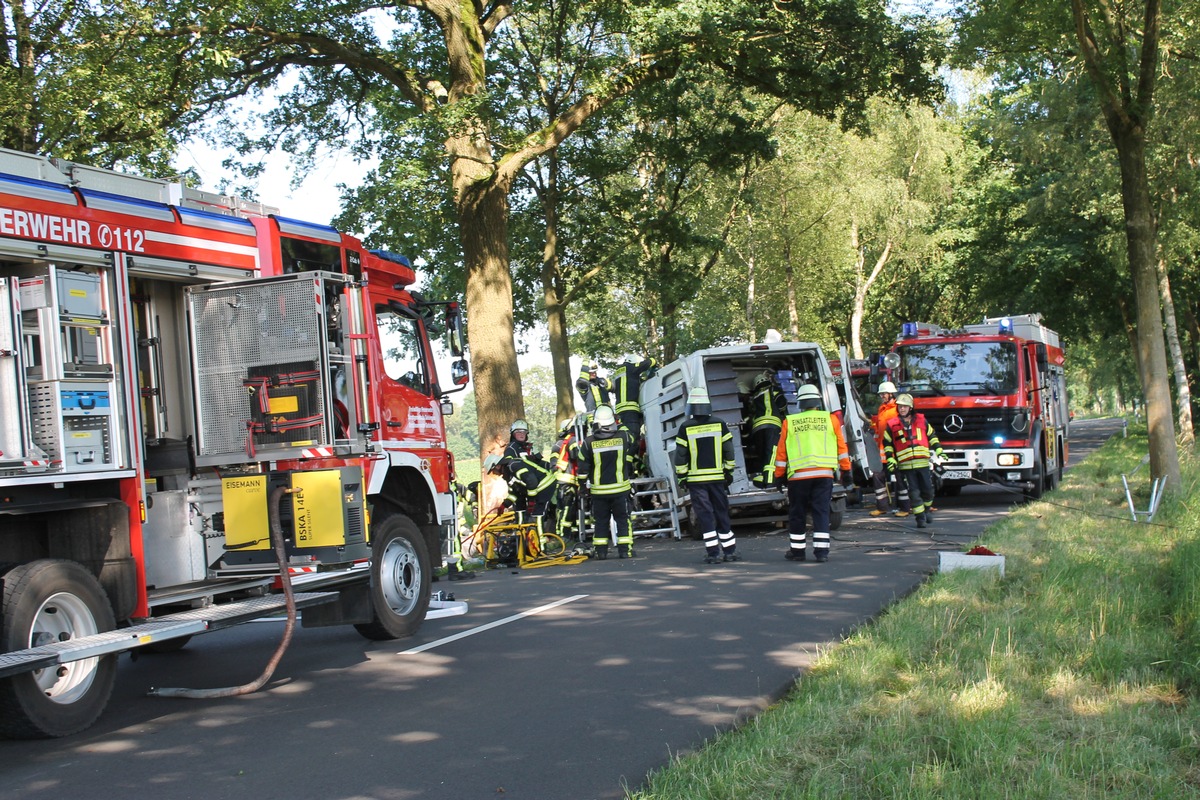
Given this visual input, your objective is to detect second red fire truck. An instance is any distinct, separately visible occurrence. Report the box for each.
[884,314,1069,499]
[0,148,468,738]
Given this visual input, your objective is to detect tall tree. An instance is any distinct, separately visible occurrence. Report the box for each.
[955,0,1183,489]
[174,0,941,471]
[1,0,224,170]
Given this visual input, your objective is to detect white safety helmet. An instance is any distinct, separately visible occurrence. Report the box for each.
[593,404,617,428]
[483,454,503,473]
[756,369,775,386]
[877,381,897,395]
[895,393,914,409]
[796,383,823,410]
[686,387,712,416]
[510,418,529,433]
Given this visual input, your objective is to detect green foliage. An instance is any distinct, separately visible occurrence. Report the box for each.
[635,434,1200,799]
[0,0,225,171]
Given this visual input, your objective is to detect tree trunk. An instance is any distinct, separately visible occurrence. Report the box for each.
[1113,127,1182,489]
[746,251,757,341]
[849,218,893,360]
[458,179,525,509]
[783,239,799,340]
[539,151,577,425]
[1157,256,1194,449]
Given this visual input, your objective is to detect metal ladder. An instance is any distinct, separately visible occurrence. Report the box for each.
[630,476,683,540]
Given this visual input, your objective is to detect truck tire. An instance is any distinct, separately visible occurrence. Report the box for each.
[354,514,431,641]
[0,559,118,739]
[1025,451,1046,501]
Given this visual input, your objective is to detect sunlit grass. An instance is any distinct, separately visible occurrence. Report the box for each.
[634,427,1200,799]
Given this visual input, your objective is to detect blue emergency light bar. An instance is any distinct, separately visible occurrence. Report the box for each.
[997,317,1014,335]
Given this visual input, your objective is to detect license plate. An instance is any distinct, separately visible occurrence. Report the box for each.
[941,470,970,481]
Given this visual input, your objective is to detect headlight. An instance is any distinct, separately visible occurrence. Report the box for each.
[997,453,1023,467]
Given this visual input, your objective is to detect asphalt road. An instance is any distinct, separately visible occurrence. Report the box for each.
[0,418,1124,800]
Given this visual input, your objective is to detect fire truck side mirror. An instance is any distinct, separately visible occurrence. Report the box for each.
[1035,343,1048,370]
[450,358,470,387]
[447,304,466,357]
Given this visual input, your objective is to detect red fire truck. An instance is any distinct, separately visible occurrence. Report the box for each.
[0,148,469,737]
[883,314,1068,499]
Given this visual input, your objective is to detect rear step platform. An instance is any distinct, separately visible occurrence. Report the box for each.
[0,592,338,680]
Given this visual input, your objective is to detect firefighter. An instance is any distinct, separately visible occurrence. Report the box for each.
[747,369,787,487]
[883,393,945,530]
[501,418,535,515]
[502,449,559,544]
[552,415,584,541]
[773,384,852,563]
[576,404,636,559]
[869,381,912,517]
[674,388,739,564]
[576,361,612,421]
[612,356,658,439]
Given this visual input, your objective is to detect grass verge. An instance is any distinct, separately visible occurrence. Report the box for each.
[634,427,1200,799]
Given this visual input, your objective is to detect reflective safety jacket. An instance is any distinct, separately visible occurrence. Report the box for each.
[774,410,851,481]
[577,426,636,495]
[612,357,657,414]
[673,416,734,484]
[883,413,943,471]
[748,380,787,431]
[504,453,557,496]
[576,369,612,414]
[553,432,580,486]
[870,400,899,459]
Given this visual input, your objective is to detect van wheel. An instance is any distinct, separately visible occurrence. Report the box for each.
[354,514,431,641]
[0,560,117,739]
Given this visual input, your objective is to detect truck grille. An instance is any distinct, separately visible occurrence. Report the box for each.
[920,407,1030,445]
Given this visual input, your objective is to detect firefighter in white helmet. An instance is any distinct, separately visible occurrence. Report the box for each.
[773,384,851,562]
[577,404,636,559]
[674,387,739,564]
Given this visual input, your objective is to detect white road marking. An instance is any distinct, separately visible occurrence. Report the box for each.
[400,594,589,654]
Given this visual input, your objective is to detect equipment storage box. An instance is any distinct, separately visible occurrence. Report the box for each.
[187,272,348,464]
[28,380,119,471]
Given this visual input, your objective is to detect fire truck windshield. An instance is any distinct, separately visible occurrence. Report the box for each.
[895,342,1018,397]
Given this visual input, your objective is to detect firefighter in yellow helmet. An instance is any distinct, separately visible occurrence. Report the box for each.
[883,393,945,529]
[773,384,851,562]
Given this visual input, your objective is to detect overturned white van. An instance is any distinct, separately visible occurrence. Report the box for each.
[640,341,875,537]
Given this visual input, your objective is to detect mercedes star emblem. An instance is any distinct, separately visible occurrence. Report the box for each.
[944,414,964,434]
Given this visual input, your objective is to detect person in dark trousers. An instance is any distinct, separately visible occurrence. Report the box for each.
[773,384,852,562]
[501,418,535,518]
[869,382,912,517]
[502,450,558,544]
[576,404,636,559]
[674,387,739,564]
[747,369,787,487]
[612,356,658,438]
[883,393,945,529]
[552,415,584,541]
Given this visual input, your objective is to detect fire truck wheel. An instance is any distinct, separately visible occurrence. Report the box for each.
[0,560,118,739]
[685,505,703,540]
[355,514,432,641]
[829,509,844,531]
[1025,452,1046,501]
